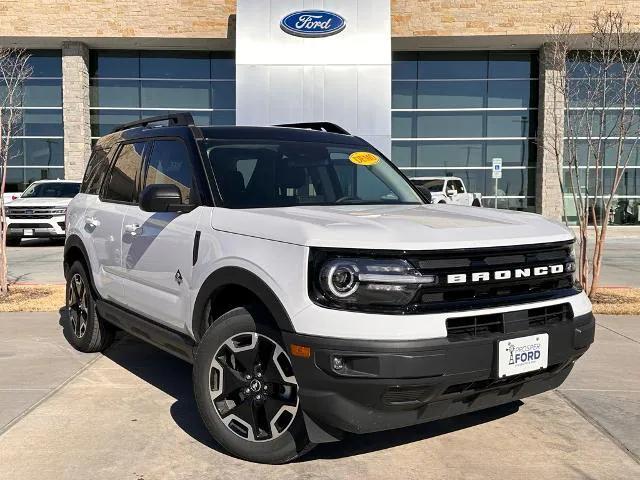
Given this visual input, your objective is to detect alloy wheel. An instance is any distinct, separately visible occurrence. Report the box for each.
[68,273,88,339]
[209,332,299,442]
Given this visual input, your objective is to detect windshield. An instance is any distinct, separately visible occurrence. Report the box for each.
[202,140,423,208]
[413,179,444,193]
[21,182,80,198]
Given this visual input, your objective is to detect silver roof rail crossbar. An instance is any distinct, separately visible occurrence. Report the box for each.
[275,122,351,135]
[111,112,195,133]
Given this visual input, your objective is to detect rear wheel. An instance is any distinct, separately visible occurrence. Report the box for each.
[64,261,114,353]
[193,306,312,464]
[6,237,21,246]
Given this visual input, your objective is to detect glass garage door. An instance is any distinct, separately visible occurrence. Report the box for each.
[6,51,63,192]
[392,51,539,211]
[89,51,235,140]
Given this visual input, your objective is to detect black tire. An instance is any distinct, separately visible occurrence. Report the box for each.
[438,200,447,204]
[193,306,313,464]
[64,261,115,353]
[6,237,21,246]
[472,199,482,207]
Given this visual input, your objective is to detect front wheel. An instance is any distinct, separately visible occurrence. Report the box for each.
[64,261,115,353]
[193,307,312,464]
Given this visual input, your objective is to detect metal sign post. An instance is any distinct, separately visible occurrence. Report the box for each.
[492,158,502,209]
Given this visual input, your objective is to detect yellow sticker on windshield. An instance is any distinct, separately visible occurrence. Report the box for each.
[349,151,380,166]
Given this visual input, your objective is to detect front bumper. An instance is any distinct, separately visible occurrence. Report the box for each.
[7,216,66,238]
[283,310,594,441]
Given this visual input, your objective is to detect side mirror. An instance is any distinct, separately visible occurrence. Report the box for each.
[139,184,194,213]
[447,189,457,196]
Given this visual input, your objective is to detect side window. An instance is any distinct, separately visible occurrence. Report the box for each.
[451,180,465,193]
[81,147,111,195]
[102,142,146,203]
[144,139,195,205]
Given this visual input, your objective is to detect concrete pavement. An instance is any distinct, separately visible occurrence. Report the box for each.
[595,238,640,288]
[0,312,639,479]
[0,312,99,432]
[558,315,640,461]
[7,238,65,284]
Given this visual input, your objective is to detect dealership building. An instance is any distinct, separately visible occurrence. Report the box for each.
[1,0,639,225]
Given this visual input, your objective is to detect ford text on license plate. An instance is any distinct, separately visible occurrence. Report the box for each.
[498,333,549,378]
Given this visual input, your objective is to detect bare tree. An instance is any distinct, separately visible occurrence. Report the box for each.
[0,49,31,296]
[543,11,640,297]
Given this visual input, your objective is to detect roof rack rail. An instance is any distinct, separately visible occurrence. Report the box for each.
[275,122,351,135]
[111,112,194,133]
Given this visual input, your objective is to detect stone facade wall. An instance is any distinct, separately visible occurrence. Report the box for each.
[391,0,640,37]
[0,0,235,39]
[536,43,566,221]
[1,1,637,40]
[62,42,91,181]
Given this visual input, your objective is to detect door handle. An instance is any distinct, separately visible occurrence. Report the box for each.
[85,216,100,228]
[124,223,143,236]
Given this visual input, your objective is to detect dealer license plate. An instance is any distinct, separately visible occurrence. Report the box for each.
[24,228,34,236]
[498,333,549,378]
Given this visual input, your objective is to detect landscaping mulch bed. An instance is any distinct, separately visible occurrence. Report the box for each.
[591,288,640,315]
[0,284,65,312]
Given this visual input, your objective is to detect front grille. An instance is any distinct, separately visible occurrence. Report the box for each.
[382,385,431,406]
[6,207,65,219]
[9,223,53,229]
[446,313,503,338]
[441,362,565,397]
[382,362,567,406]
[406,241,579,313]
[446,303,573,341]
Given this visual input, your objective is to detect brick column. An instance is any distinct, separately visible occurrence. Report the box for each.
[62,42,91,181]
[535,43,565,220]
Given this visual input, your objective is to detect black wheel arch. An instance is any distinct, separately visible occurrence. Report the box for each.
[64,235,97,294]
[192,266,295,342]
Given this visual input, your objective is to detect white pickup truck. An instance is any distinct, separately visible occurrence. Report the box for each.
[410,176,482,207]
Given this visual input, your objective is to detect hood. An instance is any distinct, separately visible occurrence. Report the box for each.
[210,204,574,250]
[7,197,73,208]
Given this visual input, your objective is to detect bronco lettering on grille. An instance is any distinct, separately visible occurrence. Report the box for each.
[447,264,564,284]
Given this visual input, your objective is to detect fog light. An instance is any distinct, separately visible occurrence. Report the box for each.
[332,356,344,371]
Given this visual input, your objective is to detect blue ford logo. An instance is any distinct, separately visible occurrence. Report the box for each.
[280,10,346,38]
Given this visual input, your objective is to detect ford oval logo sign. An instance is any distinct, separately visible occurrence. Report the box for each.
[280,10,346,38]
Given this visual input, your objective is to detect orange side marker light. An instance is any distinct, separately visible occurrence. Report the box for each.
[290,344,311,358]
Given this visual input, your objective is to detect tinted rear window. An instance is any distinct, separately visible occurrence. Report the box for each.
[102,142,146,203]
[82,147,111,195]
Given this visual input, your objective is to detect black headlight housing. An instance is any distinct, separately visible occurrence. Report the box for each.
[309,248,437,313]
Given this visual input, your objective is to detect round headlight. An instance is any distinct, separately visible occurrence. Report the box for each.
[321,260,360,298]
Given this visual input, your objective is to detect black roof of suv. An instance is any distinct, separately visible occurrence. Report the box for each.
[95,112,370,151]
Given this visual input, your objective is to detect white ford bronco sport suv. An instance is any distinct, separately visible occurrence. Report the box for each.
[63,113,594,464]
